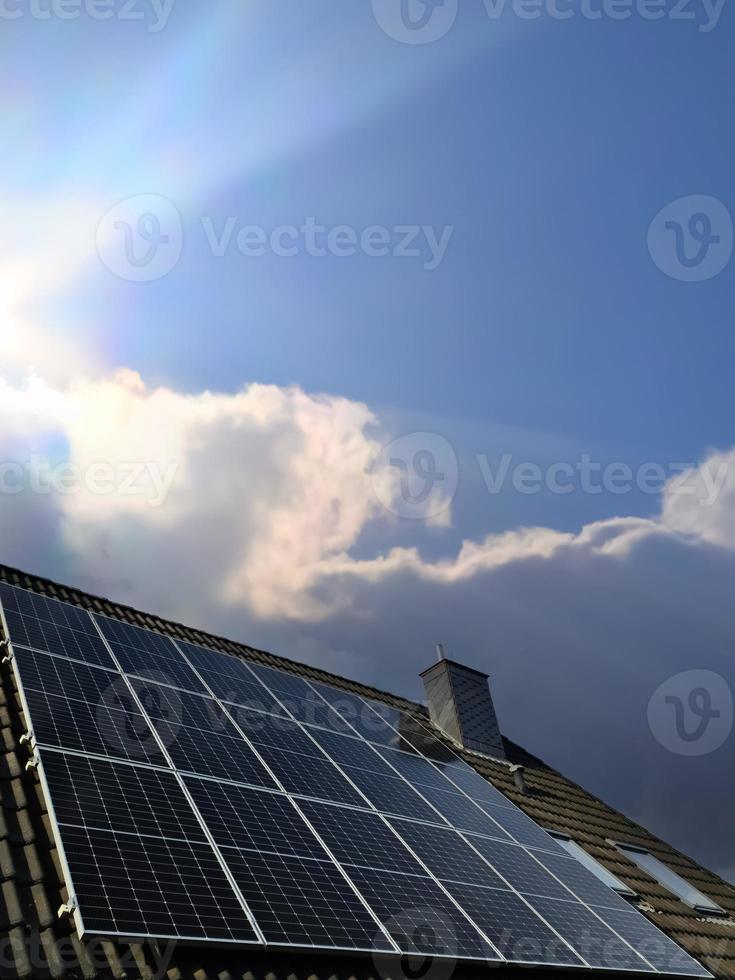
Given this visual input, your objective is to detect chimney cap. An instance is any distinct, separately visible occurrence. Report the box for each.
[419,658,490,681]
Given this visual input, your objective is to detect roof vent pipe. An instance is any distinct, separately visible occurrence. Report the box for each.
[510,764,528,795]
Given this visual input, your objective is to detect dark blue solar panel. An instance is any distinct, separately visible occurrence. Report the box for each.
[93,616,207,694]
[226,850,393,951]
[340,766,445,823]
[389,818,507,888]
[255,745,368,807]
[343,865,500,960]
[297,800,424,875]
[526,896,656,971]
[0,584,115,668]
[185,777,327,859]
[442,882,583,966]
[14,649,158,761]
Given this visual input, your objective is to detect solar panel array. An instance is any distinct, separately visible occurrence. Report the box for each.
[0,582,712,973]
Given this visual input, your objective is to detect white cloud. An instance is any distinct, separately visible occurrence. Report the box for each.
[1,368,734,625]
[662,448,735,546]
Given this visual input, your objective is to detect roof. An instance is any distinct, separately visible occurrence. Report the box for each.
[1,562,735,980]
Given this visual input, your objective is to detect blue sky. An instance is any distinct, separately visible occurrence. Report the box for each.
[2,1,735,880]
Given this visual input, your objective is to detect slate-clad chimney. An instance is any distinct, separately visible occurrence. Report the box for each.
[420,646,506,759]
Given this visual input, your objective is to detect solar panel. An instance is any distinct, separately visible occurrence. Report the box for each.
[254,744,369,807]
[307,728,398,775]
[339,765,445,823]
[225,850,393,951]
[442,882,583,966]
[61,824,259,942]
[414,783,515,839]
[42,751,208,841]
[388,818,508,888]
[0,582,712,974]
[13,648,159,761]
[592,907,713,977]
[465,835,576,902]
[0,583,115,668]
[531,848,638,910]
[93,615,207,693]
[178,641,282,713]
[526,896,654,971]
[296,800,426,875]
[342,865,500,960]
[439,758,517,808]
[184,777,329,859]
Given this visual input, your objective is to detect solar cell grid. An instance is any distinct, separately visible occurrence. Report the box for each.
[389,819,507,888]
[527,896,655,972]
[185,777,327,860]
[343,865,498,960]
[378,746,457,791]
[0,583,98,634]
[414,784,514,839]
[307,729,395,775]
[61,824,257,942]
[225,850,393,951]
[593,908,712,976]
[442,882,583,966]
[297,800,424,875]
[278,693,355,732]
[531,848,637,910]
[15,646,122,704]
[475,800,564,851]
[440,761,516,808]
[196,667,282,713]
[94,616,208,694]
[42,751,205,841]
[24,687,160,761]
[235,707,324,756]
[247,661,315,698]
[156,720,278,788]
[255,745,368,807]
[129,679,234,737]
[340,765,445,823]
[465,836,574,902]
[2,598,115,668]
[309,683,404,746]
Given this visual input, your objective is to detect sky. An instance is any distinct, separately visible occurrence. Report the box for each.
[1,0,735,882]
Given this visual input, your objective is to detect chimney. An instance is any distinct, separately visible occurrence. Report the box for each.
[420,647,506,760]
